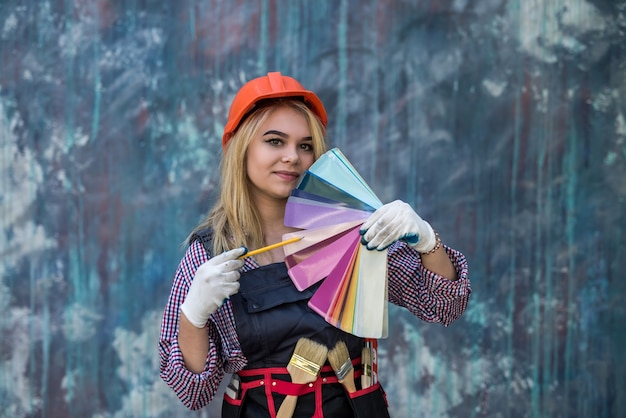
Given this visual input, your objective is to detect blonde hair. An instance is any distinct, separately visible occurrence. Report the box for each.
[189,99,328,254]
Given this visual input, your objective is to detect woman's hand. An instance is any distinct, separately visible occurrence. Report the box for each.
[360,200,436,252]
[180,247,247,328]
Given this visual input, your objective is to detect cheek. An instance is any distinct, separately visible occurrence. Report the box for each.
[301,153,316,170]
[245,146,262,173]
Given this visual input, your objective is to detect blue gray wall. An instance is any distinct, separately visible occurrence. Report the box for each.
[1,1,624,417]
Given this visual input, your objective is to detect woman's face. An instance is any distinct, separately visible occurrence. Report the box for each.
[246,106,315,204]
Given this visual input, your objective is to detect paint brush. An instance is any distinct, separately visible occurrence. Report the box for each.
[367,339,378,385]
[240,236,303,258]
[361,346,372,389]
[276,338,328,418]
[328,340,356,393]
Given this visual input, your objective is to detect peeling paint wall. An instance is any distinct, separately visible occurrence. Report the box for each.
[1,1,625,417]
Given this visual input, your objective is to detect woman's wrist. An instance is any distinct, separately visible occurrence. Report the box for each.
[418,231,441,255]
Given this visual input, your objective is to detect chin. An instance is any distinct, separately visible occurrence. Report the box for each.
[275,190,293,200]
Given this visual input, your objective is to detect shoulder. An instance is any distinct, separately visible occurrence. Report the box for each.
[176,239,212,281]
[189,227,214,256]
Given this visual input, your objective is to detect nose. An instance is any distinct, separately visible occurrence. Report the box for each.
[281,145,299,164]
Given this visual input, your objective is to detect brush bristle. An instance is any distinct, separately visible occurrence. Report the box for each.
[328,341,350,370]
[329,341,352,380]
[292,338,328,369]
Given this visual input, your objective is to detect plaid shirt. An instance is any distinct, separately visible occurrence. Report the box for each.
[159,239,471,410]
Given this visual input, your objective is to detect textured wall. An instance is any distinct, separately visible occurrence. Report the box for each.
[1,0,625,417]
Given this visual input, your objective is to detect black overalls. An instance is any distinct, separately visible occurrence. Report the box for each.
[221,262,390,418]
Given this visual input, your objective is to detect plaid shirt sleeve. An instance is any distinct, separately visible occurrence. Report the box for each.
[158,240,247,410]
[386,241,471,326]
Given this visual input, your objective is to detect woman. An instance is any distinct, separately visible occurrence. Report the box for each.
[159,72,471,417]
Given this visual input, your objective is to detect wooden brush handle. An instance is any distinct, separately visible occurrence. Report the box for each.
[342,375,357,393]
[276,395,298,418]
[361,373,371,389]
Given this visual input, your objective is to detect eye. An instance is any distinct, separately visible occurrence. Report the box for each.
[299,142,314,152]
[265,138,283,146]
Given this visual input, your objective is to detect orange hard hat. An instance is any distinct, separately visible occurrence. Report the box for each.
[222,72,328,148]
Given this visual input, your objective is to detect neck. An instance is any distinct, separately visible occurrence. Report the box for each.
[253,200,286,265]
[253,196,300,265]
[255,198,288,235]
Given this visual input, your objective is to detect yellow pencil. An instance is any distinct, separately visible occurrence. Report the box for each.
[240,236,303,258]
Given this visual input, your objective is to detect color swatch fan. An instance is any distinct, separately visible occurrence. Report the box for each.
[283,148,389,338]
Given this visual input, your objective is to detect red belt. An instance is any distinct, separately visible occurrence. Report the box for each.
[234,358,363,418]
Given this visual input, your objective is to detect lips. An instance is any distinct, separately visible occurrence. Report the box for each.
[274,171,300,181]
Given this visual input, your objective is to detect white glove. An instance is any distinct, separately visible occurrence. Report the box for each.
[359,200,436,252]
[181,247,247,328]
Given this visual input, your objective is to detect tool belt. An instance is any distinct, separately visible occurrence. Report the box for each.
[222,359,390,418]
